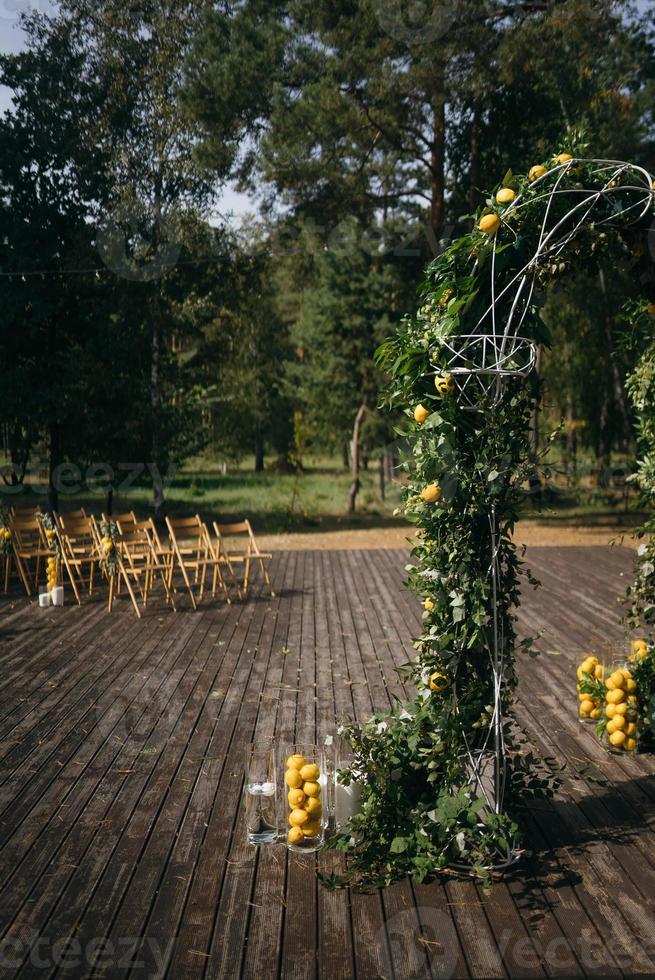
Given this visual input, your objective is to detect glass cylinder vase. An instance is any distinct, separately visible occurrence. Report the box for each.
[281,742,327,853]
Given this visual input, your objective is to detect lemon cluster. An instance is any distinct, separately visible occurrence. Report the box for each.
[629,638,648,662]
[577,654,604,720]
[284,754,323,845]
[0,527,11,552]
[605,668,638,752]
[46,555,58,591]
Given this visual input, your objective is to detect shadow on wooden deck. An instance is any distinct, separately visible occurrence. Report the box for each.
[0,546,653,978]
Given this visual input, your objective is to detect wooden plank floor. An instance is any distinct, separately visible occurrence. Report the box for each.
[1,546,654,979]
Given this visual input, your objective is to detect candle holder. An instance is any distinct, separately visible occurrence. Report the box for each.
[244,741,278,846]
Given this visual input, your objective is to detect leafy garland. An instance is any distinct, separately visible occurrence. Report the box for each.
[322,148,655,889]
[98,520,119,576]
[0,507,12,556]
[37,511,61,558]
[623,301,655,629]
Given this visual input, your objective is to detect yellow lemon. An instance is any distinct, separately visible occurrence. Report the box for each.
[625,678,637,693]
[624,737,637,752]
[625,722,637,737]
[414,404,430,424]
[302,820,321,838]
[554,152,572,164]
[288,826,304,845]
[434,373,454,396]
[424,599,434,611]
[606,720,617,735]
[286,754,305,770]
[478,212,500,235]
[288,788,305,808]
[605,703,616,718]
[429,671,449,693]
[630,639,648,660]
[303,781,321,798]
[608,670,625,689]
[439,288,454,307]
[304,797,322,817]
[496,187,516,204]
[299,763,320,782]
[284,769,303,789]
[611,714,626,731]
[590,708,601,720]
[579,699,594,716]
[609,730,626,748]
[593,664,605,680]
[529,164,548,182]
[289,808,309,827]
[613,701,628,716]
[606,689,625,705]
[420,483,441,503]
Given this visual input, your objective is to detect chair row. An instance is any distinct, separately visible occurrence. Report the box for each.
[0,507,274,617]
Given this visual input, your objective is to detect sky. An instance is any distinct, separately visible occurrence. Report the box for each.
[0,0,254,221]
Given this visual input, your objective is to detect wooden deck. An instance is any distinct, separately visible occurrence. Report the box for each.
[1,546,655,979]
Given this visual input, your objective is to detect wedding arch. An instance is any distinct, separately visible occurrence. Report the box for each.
[326,153,655,887]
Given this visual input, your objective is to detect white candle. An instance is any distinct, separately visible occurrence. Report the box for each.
[39,593,50,608]
[335,779,362,829]
[51,586,64,607]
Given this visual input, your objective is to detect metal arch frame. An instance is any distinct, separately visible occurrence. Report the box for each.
[425,158,655,872]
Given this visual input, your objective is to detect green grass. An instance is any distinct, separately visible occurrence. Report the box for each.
[2,451,648,536]
[1,454,406,535]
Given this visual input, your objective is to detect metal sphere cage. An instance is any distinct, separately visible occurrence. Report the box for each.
[429,158,655,410]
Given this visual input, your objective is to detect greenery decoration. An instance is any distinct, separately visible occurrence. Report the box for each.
[623,302,655,629]
[0,508,11,557]
[322,149,655,889]
[98,520,119,577]
[37,512,61,559]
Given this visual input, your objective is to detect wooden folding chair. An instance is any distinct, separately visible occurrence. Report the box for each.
[9,512,53,596]
[56,513,99,602]
[165,515,230,609]
[116,518,177,611]
[110,511,137,526]
[88,517,143,619]
[213,520,274,598]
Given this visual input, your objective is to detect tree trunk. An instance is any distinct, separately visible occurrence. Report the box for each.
[468,100,480,218]
[48,421,60,515]
[347,402,367,514]
[528,348,542,505]
[342,443,349,469]
[379,454,385,501]
[428,82,446,254]
[598,267,634,454]
[254,425,265,472]
[150,292,165,519]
